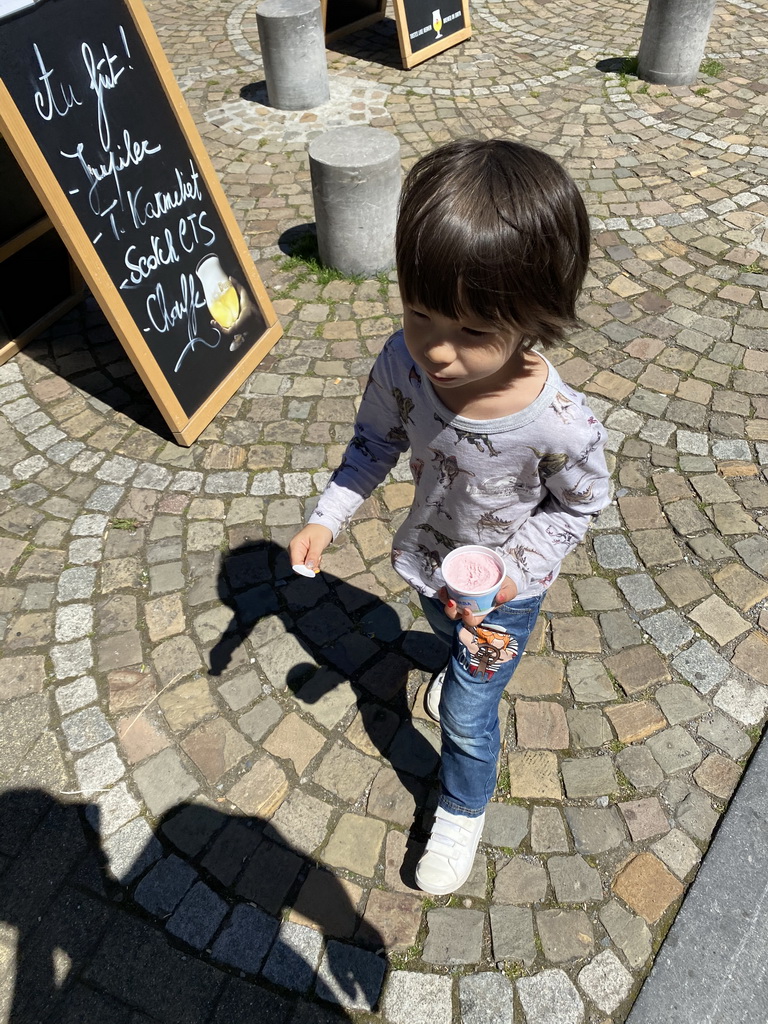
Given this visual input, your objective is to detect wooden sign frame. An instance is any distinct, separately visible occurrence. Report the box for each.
[390,0,470,68]
[321,0,386,43]
[0,0,282,446]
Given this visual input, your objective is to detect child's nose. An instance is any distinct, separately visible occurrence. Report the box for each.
[424,337,455,366]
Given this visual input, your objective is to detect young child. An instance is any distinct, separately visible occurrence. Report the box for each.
[289,139,611,895]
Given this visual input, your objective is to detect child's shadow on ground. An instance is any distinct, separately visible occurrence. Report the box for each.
[209,539,447,857]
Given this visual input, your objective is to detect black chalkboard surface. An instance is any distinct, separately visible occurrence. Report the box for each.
[391,0,470,68]
[0,0,281,444]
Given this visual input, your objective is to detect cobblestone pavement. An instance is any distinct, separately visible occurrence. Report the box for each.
[2,0,768,1020]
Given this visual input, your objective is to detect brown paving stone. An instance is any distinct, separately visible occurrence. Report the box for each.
[585,371,635,402]
[367,766,428,828]
[605,646,670,696]
[181,717,252,783]
[505,655,564,696]
[693,752,741,800]
[508,750,562,800]
[145,594,186,642]
[322,813,386,877]
[731,632,768,687]
[158,677,217,731]
[384,829,423,895]
[515,700,569,749]
[605,702,667,743]
[289,870,364,938]
[0,655,46,700]
[612,853,684,924]
[536,909,594,963]
[618,496,666,531]
[688,595,750,645]
[226,755,289,818]
[356,888,423,949]
[312,741,379,802]
[655,564,712,607]
[107,669,156,714]
[116,712,171,764]
[262,712,326,773]
[652,472,692,504]
[631,529,683,567]
[618,798,670,842]
[711,503,759,535]
[552,617,602,653]
[713,563,768,611]
[0,538,28,576]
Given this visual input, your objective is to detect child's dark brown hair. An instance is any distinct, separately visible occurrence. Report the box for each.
[396,138,590,348]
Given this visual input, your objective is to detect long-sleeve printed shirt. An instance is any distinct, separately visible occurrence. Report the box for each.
[308,331,612,600]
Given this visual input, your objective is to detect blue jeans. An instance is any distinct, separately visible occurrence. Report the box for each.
[420,593,544,817]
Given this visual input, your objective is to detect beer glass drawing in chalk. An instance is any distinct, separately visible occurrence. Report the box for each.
[392,0,470,68]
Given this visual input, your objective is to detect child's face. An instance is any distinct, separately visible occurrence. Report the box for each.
[402,303,525,397]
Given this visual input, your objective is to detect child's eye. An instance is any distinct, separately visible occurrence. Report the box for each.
[463,326,490,338]
[410,309,429,320]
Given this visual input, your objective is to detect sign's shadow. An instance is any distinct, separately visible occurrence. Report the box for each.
[210,538,447,870]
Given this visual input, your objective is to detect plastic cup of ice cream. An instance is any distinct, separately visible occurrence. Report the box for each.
[441,544,506,615]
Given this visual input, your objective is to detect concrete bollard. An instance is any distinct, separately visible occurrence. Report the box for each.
[256,0,330,110]
[637,0,718,86]
[308,127,401,278]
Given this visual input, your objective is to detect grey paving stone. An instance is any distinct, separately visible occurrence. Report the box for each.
[573,578,622,611]
[61,706,115,751]
[536,909,594,964]
[265,790,333,856]
[530,806,569,853]
[617,574,666,611]
[713,677,768,727]
[166,881,228,949]
[74,742,125,793]
[696,711,751,760]
[489,905,536,965]
[600,610,644,650]
[671,640,730,693]
[616,745,664,791]
[734,535,768,576]
[642,611,694,654]
[55,675,98,714]
[482,803,528,849]
[85,781,141,837]
[218,670,263,711]
[646,726,703,774]
[51,638,94,679]
[133,748,199,817]
[261,920,324,993]
[564,806,627,854]
[676,788,719,841]
[459,973,515,1024]
[548,855,603,903]
[382,970,453,1024]
[315,940,386,1011]
[239,696,283,742]
[566,708,613,749]
[578,949,634,1014]
[101,817,162,883]
[561,756,617,798]
[134,854,198,917]
[600,899,652,970]
[651,829,703,880]
[423,908,485,964]
[387,719,440,777]
[517,968,585,1024]
[210,903,279,974]
[655,683,708,725]
[593,534,639,569]
[566,659,616,703]
[494,856,548,904]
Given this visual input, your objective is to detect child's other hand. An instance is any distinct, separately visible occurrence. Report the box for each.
[438,576,518,627]
[288,524,333,574]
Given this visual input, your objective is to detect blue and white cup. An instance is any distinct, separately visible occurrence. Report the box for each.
[441,545,506,615]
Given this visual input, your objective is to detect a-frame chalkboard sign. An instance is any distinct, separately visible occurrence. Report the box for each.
[390,0,470,69]
[0,0,282,445]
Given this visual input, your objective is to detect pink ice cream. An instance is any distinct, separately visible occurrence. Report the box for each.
[443,550,502,594]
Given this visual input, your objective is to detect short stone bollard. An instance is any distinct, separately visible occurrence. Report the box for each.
[308,127,401,278]
[256,0,330,110]
[637,0,718,86]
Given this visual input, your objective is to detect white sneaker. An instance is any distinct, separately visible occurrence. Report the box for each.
[415,806,486,895]
[425,666,447,722]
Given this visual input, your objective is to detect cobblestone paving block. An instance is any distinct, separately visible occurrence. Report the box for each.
[157,677,217,732]
[315,940,386,1011]
[619,797,670,842]
[490,904,536,965]
[211,903,279,974]
[266,789,334,856]
[382,971,453,1024]
[506,655,564,696]
[687,595,750,646]
[182,717,252,783]
[508,750,562,801]
[166,881,229,949]
[713,676,768,727]
[101,816,162,883]
[731,632,768,687]
[671,640,730,693]
[612,853,684,924]
[566,708,613,749]
[494,857,548,905]
[85,780,140,837]
[483,802,528,850]
[566,659,616,703]
[713,562,768,611]
[530,806,569,854]
[459,973,515,1024]
[133,854,198,917]
[322,812,386,877]
[646,725,703,774]
[74,741,126,794]
[262,711,326,773]
[552,617,603,654]
[517,969,584,1024]
[536,909,594,964]
[696,710,751,760]
[217,670,262,711]
[577,949,634,1015]
[655,682,708,724]
[561,755,618,799]
[641,610,694,654]
[312,741,379,803]
[548,855,603,903]
[651,829,703,881]
[616,574,666,612]
[423,908,485,965]
[515,699,569,749]
[574,578,622,612]
[605,646,669,696]
[605,701,666,744]
[564,807,627,854]
[599,899,652,970]
[261,920,324,993]
[693,751,742,800]
[356,888,423,950]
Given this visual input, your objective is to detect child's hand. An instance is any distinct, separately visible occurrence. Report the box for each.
[288,524,333,574]
[438,576,518,627]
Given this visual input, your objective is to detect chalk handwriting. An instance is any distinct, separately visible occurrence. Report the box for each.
[126,162,202,229]
[33,43,81,120]
[145,273,221,373]
[61,129,162,216]
[81,40,126,150]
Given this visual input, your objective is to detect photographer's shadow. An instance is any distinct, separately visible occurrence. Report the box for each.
[209,538,447,854]
[0,789,383,1023]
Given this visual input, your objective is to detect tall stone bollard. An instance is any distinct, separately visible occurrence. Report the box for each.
[308,127,401,278]
[256,0,330,110]
[637,0,718,86]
